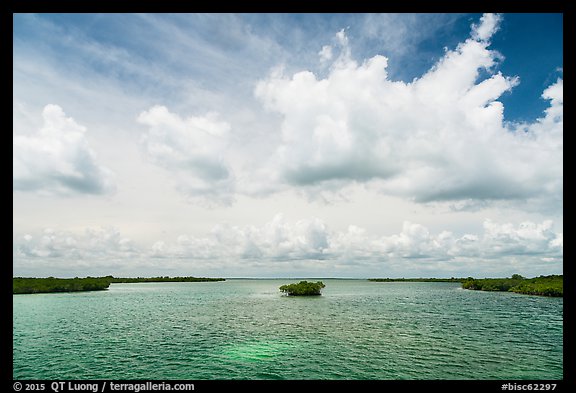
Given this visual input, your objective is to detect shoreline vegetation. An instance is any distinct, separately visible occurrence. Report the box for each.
[461,274,562,297]
[369,274,563,297]
[13,275,562,297]
[13,276,225,294]
[279,281,325,296]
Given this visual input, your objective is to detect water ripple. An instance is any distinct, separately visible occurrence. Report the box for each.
[13,280,562,380]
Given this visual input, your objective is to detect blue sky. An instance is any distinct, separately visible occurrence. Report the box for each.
[13,13,563,120]
[13,13,563,278]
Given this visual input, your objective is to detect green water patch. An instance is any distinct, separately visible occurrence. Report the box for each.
[221,340,299,362]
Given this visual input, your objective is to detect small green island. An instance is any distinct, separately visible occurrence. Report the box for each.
[279,280,325,296]
[368,274,563,297]
[13,276,226,294]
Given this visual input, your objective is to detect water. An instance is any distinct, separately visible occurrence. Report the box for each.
[13,280,563,380]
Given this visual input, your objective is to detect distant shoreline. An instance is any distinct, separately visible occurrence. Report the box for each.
[13,276,225,294]
[461,275,562,297]
[369,275,563,297]
[13,275,562,297]
[368,277,463,283]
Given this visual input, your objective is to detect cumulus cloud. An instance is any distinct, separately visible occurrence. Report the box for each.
[145,215,562,266]
[13,216,562,276]
[471,13,502,41]
[112,13,561,212]
[14,227,136,260]
[13,105,115,195]
[137,105,235,206]
[149,214,329,261]
[254,13,562,211]
[318,45,333,63]
[480,219,560,257]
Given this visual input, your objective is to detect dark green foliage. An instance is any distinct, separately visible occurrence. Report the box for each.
[279,281,325,296]
[13,277,111,294]
[369,277,464,283]
[507,275,563,297]
[461,276,523,291]
[462,275,562,297]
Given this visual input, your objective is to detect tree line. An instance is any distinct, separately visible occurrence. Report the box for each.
[368,274,563,297]
[462,274,562,297]
[13,275,226,294]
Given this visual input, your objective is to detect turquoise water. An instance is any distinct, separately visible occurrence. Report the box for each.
[13,280,563,380]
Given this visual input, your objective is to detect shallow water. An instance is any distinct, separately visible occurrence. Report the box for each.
[13,279,563,379]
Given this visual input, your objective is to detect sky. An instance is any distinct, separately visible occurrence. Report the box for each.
[13,13,563,278]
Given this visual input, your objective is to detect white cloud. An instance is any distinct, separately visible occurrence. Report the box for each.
[319,45,333,63]
[13,216,562,278]
[525,78,563,134]
[254,13,562,212]
[149,213,330,261]
[471,13,502,41]
[480,219,559,257]
[14,227,136,260]
[13,216,562,277]
[12,14,563,279]
[137,105,235,206]
[13,105,115,195]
